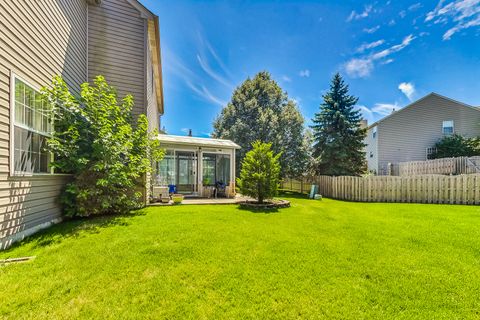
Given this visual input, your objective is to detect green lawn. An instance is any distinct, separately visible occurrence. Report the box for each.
[2,194,480,319]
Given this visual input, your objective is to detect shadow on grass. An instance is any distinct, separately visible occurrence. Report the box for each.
[278,190,309,199]
[3,209,148,253]
[237,206,280,214]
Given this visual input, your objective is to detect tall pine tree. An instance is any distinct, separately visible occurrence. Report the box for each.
[311,73,366,176]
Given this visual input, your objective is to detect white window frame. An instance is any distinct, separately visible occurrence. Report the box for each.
[10,72,54,176]
[442,120,454,135]
[372,126,377,139]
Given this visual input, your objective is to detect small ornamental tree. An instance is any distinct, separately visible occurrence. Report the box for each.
[237,141,281,203]
[43,76,164,217]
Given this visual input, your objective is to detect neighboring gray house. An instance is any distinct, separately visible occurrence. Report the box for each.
[0,0,164,248]
[365,93,480,175]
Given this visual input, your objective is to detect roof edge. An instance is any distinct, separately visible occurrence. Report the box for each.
[157,134,241,149]
[125,0,156,19]
[367,92,478,130]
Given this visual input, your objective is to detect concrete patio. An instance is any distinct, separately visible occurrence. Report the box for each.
[149,195,252,206]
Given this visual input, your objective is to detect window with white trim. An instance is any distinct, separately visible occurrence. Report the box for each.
[13,77,52,174]
[372,126,377,138]
[442,120,454,135]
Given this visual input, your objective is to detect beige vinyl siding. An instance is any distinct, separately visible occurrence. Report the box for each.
[0,0,87,248]
[376,94,480,174]
[88,0,147,118]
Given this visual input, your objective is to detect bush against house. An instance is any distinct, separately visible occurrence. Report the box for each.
[213,71,308,178]
[43,76,164,217]
[237,141,281,204]
[431,134,480,159]
[311,73,366,176]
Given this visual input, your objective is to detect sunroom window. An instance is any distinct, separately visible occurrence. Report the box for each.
[13,77,52,174]
[202,153,230,186]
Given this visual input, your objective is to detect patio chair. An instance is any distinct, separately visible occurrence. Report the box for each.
[214,181,227,198]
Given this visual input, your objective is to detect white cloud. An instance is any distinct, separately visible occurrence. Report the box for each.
[357,102,402,122]
[344,58,374,78]
[356,39,385,52]
[282,75,292,82]
[196,54,232,88]
[381,58,394,64]
[399,10,407,18]
[425,0,480,40]
[409,3,423,11]
[363,25,380,33]
[388,19,396,26]
[357,105,374,122]
[398,82,416,100]
[371,34,415,60]
[344,34,415,78]
[347,5,373,22]
[163,45,228,107]
[299,69,311,77]
[443,14,480,39]
[372,102,400,115]
[186,80,227,106]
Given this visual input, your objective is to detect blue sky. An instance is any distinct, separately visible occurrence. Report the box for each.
[139,0,480,136]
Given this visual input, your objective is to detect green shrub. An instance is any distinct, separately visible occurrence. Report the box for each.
[237,141,281,203]
[43,76,164,217]
[431,134,480,159]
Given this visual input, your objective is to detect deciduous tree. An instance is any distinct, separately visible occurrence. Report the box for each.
[213,71,307,178]
[43,76,163,217]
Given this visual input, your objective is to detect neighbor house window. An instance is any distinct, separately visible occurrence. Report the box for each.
[13,77,52,174]
[442,120,454,135]
[372,126,377,138]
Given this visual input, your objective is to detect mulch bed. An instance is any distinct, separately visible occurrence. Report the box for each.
[239,199,290,209]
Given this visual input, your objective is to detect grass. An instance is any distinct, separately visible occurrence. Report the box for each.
[2,193,480,319]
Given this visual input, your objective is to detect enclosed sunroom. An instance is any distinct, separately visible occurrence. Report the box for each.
[154,134,240,197]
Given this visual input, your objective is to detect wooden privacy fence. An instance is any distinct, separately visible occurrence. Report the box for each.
[281,174,480,205]
[397,156,480,176]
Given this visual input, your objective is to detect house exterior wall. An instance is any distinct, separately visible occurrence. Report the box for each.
[365,125,378,173]
[87,0,148,119]
[369,94,480,175]
[0,0,88,248]
[0,0,162,249]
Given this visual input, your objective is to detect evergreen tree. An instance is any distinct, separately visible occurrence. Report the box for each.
[311,73,366,176]
[213,71,307,178]
[237,141,281,204]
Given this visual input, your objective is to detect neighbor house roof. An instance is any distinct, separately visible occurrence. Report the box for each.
[367,92,479,130]
[157,134,241,149]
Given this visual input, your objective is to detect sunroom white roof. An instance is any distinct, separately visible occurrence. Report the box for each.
[157,134,241,149]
